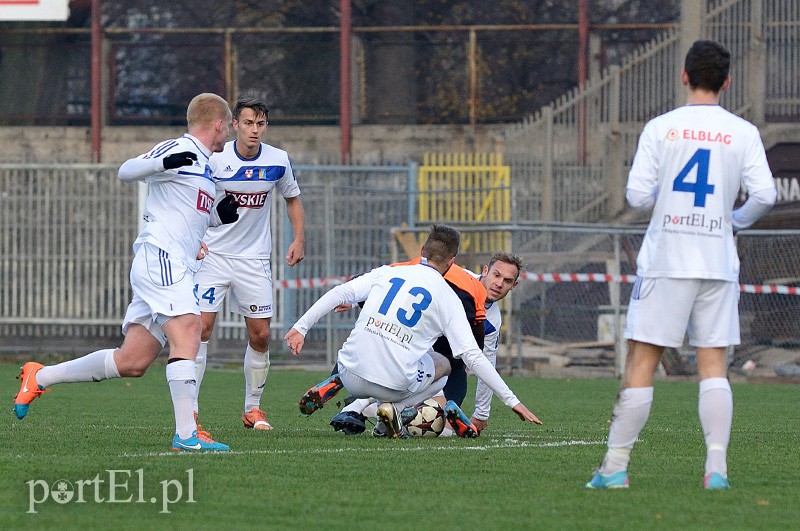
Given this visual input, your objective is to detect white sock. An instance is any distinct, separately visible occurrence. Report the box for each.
[699,377,732,477]
[166,360,197,439]
[601,386,654,475]
[342,398,373,415]
[36,349,120,387]
[194,342,208,414]
[244,344,269,412]
[361,402,379,418]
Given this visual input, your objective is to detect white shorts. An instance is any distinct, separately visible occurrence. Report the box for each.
[122,242,200,346]
[624,276,740,348]
[193,253,273,318]
[337,353,437,403]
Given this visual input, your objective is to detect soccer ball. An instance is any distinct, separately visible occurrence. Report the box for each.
[405,398,446,438]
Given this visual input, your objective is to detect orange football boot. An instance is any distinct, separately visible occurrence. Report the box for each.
[14,362,49,419]
[242,408,272,430]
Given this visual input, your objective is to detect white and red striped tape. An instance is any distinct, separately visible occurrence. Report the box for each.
[275,273,800,296]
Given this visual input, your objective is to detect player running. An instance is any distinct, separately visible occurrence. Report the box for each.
[193,97,304,431]
[13,93,239,451]
[585,40,776,490]
[284,225,542,439]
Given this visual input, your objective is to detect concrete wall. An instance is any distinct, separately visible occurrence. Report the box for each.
[0,124,509,164]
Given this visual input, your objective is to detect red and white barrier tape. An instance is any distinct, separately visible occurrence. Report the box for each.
[518,272,635,283]
[276,272,800,295]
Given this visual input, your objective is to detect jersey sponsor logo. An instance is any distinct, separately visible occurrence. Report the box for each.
[244,168,275,179]
[364,316,413,347]
[249,304,271,313]
[224,190,268,209]
[196,189,214,213]
[679,129,732,144]
[224,165,233,172]
[662,212,722,233]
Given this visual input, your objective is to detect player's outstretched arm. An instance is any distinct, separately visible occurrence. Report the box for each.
[512,402,542,425]
[284,328,305,356]
[118,151,198,183]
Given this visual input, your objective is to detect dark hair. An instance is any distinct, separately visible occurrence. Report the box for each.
[684,40,730,93]
[233,97,269,121]
[487,252,524,280]
[421,224,460,264]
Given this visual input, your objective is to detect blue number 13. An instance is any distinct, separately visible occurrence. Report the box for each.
[378,277,432,327]
[672,148,714,207]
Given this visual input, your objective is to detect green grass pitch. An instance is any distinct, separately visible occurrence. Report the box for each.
[1,363,798,529]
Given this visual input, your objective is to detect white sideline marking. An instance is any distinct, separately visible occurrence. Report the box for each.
[118,438,603,458]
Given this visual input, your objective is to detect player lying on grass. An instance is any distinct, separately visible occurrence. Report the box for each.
[284,224,541,439]
[322,252,522,437]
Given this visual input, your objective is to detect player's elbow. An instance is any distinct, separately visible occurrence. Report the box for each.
[757,186,777,207]
[626,188,655,210]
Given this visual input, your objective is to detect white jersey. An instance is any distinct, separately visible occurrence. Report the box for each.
[473,298,502,421]
[295,262,482,391]
[123,134,217,273]
[206,140,300,258]
[628,105,774,281]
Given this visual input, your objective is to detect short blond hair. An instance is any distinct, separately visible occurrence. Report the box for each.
[186,93,230,130]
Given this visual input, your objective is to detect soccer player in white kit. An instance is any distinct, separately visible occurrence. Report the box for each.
[469,252,522,434]
[194,97,304,431]
[13,93,239,451]
[332,251,523,438]
[284,225,542,438]
[586,41,776,490]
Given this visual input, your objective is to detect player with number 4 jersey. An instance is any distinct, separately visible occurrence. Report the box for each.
[587,40,776,491]
[194,97,304,432]
[627,89,774,282]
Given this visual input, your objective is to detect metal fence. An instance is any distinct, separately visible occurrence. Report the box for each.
[501,0,800,224]
[2,164,799,375]
[0,17,678,127]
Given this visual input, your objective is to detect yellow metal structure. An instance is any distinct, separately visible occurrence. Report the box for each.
[418,152,511,254]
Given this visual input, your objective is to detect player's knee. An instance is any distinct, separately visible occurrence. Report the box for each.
[430,352,451,378]
[248,329,270,351]
[118,361,148,378]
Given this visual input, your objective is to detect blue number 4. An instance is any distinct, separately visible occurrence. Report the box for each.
[194,284,216,305]
[378,277,432,327]
[672,148,714,207]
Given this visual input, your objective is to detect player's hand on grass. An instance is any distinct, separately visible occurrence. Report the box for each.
[470,416,487,434]
[216,194,240,224]
[512,402,542,425]
[284,328,305,356]
[196,241,209,260]
[163,151,198,170]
